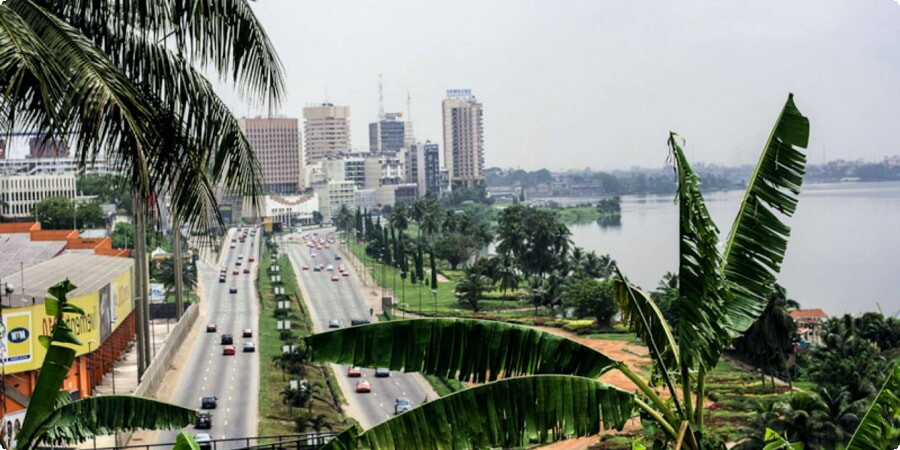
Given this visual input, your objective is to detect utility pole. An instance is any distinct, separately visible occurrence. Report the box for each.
[132,197,146,379]
[173,216,185,320]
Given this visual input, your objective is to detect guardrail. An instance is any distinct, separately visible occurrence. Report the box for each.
[63,432,337,450]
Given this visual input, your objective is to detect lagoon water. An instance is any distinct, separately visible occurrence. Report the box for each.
[546,181,900,316]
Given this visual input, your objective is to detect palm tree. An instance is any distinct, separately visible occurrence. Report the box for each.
[734,283,799,388]
[153,258,197,296]
[15,280,194,449]
[306,95,809,449]
[390,203,409,232]
[0,0,283,446]
[846,364,900,449]
[495,254,521,307]
[455,269,490,312]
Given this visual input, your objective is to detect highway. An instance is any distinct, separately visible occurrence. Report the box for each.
[285,231,431,429]
[156,227,261,447]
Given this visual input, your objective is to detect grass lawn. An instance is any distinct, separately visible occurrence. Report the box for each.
[257,237,347,436]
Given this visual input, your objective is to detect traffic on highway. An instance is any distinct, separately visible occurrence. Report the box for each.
[286,230,432,429]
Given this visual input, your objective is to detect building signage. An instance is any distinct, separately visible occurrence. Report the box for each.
[446,89,472,98]
[0,310,33,366]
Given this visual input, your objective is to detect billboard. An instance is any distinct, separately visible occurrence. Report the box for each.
[0,267,133,374]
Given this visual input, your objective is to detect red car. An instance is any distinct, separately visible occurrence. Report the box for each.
[232,270,239,275]
[347,366,362,377]
[243,268,250,274]
[223,345,236,355]
[331,275,339,282]
[248,257,255,262]
[302,265,309,270]
[355,378,371,393]
[341,271,350,277]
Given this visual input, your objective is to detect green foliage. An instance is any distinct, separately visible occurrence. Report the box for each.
[733,284,799,382]
[846,365,900,449]
[810,317,891,402]
[33,196,107,230]
[76,174,132,214]
[111,221,134,249]
[562,276,618,327]
[151,258,197,294]
[454,269,491,312]
[172,432,201,450]
[432,232,474,270]
[496,203,572,279]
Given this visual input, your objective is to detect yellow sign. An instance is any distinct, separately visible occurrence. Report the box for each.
[1,266,134,374]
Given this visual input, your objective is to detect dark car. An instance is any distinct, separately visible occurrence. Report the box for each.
[195,412,212,429]
[335,255,342,260]
[200,396,217,409]
[242,328,253,337]
[218,275,226,283]
[350,319,371,326]
[221,334,233,345]
[374,367,390,378]
[206,323,217,333]
[229,286,238,294]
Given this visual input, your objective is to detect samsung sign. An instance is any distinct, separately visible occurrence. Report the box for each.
[446,89,472,98]
[7,328,28,343]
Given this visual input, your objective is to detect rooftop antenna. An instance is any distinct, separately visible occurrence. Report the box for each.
[378,73,385,120]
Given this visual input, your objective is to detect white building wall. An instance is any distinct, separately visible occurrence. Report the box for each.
[0,172,77,217]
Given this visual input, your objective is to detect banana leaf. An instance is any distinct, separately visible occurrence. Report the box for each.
[305,319,620,383]
[321,375,633,450]
[722,94,809,334]
[846,365,900,450]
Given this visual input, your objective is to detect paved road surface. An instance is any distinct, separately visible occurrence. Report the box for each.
[156,228,261,447]
[286,233,430,429]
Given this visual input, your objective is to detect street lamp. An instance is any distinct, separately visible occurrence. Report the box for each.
[431,289,437,315]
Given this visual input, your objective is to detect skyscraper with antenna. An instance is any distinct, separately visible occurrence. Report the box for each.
[369,75,414,152]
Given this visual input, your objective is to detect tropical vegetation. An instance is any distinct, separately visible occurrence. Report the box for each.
[308,94,813,449]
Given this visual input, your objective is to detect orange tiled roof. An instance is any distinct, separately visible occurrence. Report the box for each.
[790,309,828,319]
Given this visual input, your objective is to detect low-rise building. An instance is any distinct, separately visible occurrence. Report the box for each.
[0,172,77,218]
[790,309,829,346]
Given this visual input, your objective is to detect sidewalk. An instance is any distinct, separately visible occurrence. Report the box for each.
[74,318,177,449]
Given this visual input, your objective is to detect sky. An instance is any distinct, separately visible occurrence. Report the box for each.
[17,0,900,172]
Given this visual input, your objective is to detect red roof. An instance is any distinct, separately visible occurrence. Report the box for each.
[790,309,828,319]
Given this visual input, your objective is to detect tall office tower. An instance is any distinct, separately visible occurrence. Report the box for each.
[442,89,484,188]
[238,117,303,194]
[303,103,351,164]
[406,141,441,197]
[369,112,410,154]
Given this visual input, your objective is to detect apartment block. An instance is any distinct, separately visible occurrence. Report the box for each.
[304,104,351,164]
[239,117,303,194]
[442,89,484,188]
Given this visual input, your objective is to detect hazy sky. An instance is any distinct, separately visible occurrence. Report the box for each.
[226,0,900,171]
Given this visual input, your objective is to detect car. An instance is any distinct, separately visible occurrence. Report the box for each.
[248,256,255,262]
[243,268,250,274]
[221,334,233,345]
[328,319,341,328]
[347,366,362,377]
[194,433,212,450]
[195,412,212,429]
[318,264,325,271]
[239,238,245,243]
[229,243,236,249]
[312,266,321,272]
[394,397,413,415]
[311,252,317,258]
[335,255,342,260]
[242,341,255,352]
[218,275,226,283]
[326,264,334,271]
[350,319,371,326]
[206,323,217,333]
[229,286,238,294]
[232,270,239,275]
[331,275,339,282]
[242,328,253,337]
[231,238,236,243]
[200,396,217,409]
[235,260,242,266]
[338,264,345,271]
[302,265,309,270]
[374,367,390,378]
[223,345,236,355]
[341,271,349,277]
[355,378,371,393]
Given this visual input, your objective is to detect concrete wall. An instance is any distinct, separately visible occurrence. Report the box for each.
[133,302,198,397]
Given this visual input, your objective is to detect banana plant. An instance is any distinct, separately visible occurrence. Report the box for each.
[845,364,900,449]
[304,94,809,449]
[15,280,194,450]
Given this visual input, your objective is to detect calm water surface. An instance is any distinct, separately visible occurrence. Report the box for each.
[549,181,900,316]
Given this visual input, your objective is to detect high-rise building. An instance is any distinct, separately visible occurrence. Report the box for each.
[303,103,351,164]
[239,117,303,194]
[442,89,484,188]
[369,112,411,154]
[406,141,441,197]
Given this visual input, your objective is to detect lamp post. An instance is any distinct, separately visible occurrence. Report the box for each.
[87,339,96,450]
[431,289,437,315]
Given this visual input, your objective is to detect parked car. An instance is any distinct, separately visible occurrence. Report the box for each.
[222,345,236,355]
[374,368,390,378]
[200,396,217,409]
[221,334,233,345]
[206,323,217,333]
[242,341,255,352]
[394,397,413,415]
[355,378,371,393]
[195,412,212,429]
[347,366,362,377]
[242,328,253,337]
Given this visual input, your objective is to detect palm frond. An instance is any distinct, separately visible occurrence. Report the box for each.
[722,94,809,334]
[305,319,621,383]
[846,365,900,450]
[347,375,633,450]
[669,133,732,371]
[25,395,195,448]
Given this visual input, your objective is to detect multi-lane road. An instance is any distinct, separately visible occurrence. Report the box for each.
[285,231,432,429]
[156,228,261,447]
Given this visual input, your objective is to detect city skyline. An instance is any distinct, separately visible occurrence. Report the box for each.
[215,0,900,171]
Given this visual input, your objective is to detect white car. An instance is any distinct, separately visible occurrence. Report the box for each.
[326,264,334,271]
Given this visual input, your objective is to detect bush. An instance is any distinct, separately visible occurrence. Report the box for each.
[279,329,294,341]
[561,319,597,333]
